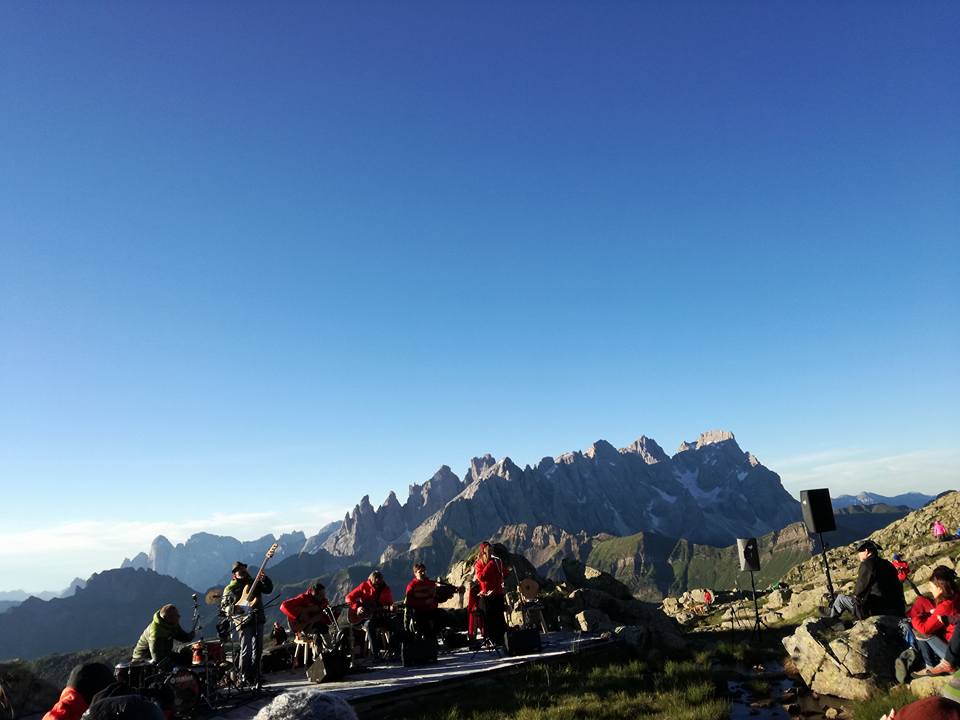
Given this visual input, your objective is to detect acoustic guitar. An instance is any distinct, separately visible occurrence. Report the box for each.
[289,604,333,634]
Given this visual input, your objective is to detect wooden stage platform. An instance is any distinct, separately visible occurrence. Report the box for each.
[209,632,612,720]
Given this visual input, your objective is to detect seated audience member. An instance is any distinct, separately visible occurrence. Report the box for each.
[42,662,114,720]
[912,566,960,676]
[253,688,358,720]
[880,696,960,720]
[85,694,165,720]
[827,540,905,619]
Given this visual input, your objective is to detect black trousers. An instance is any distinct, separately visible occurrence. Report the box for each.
[479,594,507,646]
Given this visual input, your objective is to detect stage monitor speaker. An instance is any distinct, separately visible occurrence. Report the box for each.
[306,650,350,683]
[801,488,836,534]
[504,627,542,656]
[737,537,761,572]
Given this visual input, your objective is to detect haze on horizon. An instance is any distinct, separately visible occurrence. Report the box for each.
[1,2,957,593]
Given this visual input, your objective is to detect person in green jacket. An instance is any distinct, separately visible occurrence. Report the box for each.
[131,604,195,667]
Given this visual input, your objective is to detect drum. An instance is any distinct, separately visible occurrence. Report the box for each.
[165,668,201,714]
[191,640,225,665]
[114,660,155,690]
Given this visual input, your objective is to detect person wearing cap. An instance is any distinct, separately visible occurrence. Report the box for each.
[42,662,114,720]
[131,604,195,666]
[827,540,905,619]
[221,560,274,687]
[280,581,336,637]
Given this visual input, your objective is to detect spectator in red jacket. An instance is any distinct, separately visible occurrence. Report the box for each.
[913,566,960,676]
[280,581,335,636]
[345,571,397,658]
[474,542,509,646]
[43,663,114,720]
[892,554,910,583]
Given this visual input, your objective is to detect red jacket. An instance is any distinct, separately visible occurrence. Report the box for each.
[475,557,506,595]
[345,580,393,610]
[279,591,332,625]
[43,688,88,720]
[405,578,438,611]
[911,595,959,641]
[892,559,910,583]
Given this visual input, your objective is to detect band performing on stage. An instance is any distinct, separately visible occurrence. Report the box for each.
[44,541,541,718]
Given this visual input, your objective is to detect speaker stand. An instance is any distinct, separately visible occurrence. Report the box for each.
[748,570,767,640]
[817,531,836,605]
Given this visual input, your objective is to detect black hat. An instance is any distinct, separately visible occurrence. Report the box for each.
[67,662,114,703]
[231,561,248,573]
[310,579,325,592]
[856,540,881,554]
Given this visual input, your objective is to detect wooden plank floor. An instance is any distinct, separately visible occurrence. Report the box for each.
[208,632,612,720]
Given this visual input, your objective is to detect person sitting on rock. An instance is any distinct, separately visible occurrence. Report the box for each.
[911,566,960,676]
[42,662,114,720]
[826,540,905,619]
[892,554,911,584]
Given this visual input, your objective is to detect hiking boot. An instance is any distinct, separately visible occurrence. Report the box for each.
[914,660,956,677]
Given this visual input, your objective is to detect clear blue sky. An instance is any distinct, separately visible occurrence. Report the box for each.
[1,2,958,591]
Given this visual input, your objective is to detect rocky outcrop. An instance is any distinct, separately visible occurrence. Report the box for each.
[782,616,905,700]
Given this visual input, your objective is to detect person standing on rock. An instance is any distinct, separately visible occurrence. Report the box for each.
[935,520,950,542]
[825,540,905,619]
[911,566,959,676]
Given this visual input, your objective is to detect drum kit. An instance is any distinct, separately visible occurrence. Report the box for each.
[111,592,246,716]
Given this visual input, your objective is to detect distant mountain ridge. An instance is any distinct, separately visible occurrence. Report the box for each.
[832,491,935,510]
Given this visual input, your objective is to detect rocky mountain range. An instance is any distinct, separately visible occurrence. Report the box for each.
[0,568,200,662]
[831,491,934,510]
[120,530,309,592]
[322,430,802,573]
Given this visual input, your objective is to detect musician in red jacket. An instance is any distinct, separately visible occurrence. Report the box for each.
[280,581,336,637]
[345,571,398,658]
[474,542,509,646]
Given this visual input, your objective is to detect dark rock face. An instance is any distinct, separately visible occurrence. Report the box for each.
[0,568,200,661]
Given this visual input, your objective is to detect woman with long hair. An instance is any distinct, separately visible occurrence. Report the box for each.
[912,565,960,676]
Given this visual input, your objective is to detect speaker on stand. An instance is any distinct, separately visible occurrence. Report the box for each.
[737,537,765,640]
[801,489,837,606]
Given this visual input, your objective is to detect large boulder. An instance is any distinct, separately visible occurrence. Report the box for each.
[783,616,905,700]
[562,559,633,601]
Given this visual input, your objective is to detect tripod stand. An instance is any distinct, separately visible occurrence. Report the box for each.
[817,531,836,608]
[748,570,768,640]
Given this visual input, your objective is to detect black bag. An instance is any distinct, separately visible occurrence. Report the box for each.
[441,629,470,649]
[401,635,438,667]
[504,628,541,657]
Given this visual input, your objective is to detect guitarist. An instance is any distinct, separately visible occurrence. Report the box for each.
[280,581,337,638]
[221,560,274,687]
[345,571,399,659]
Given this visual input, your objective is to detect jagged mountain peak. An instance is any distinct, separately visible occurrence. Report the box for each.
[151,535,173,549]
[584,439,618,460]
[695,429,738,449]
[382,490,400,507]
[622,436,669,465]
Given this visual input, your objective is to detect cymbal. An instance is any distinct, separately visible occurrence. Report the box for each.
[519,577,540,600]
[205,588,223,606]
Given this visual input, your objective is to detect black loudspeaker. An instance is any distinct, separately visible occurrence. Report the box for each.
[401,636,438,667]
[504,628,542,656]
[306,650,350,683]
[801,488,836,534]
[737,537,761,572]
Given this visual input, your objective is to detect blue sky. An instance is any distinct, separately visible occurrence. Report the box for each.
[1,2,958,591]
